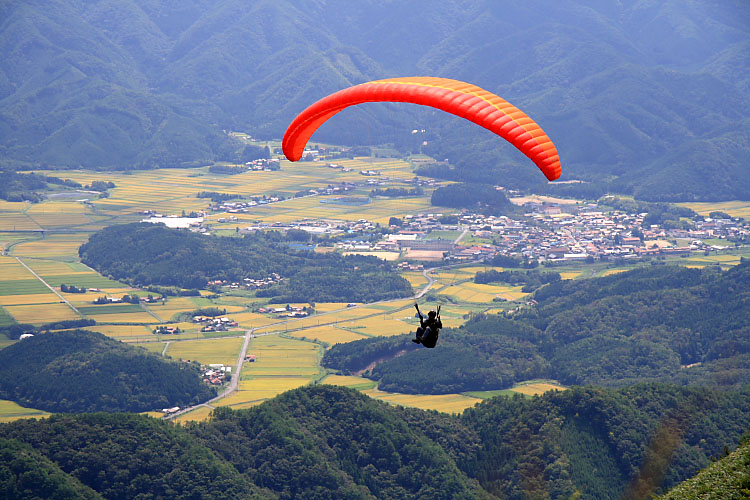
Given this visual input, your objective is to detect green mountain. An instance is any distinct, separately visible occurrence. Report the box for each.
[0,330,215,412]
[0,437,102,500]
[1,1,748,199]
[0,384,747,499]
[323,261,750,393]
[657,437,750,500]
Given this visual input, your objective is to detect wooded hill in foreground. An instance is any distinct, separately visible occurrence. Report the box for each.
[324,261,750,394]
[0,330,215,413]
[0,384,747,499]
[657,437,750,500]
[79,223,412,303]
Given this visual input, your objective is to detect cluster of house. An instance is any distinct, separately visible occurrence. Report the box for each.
[322,163,353,172]
[256,305,310,318]
[245,158,280,170]
[206,273,282,290]
[192,315,239,332]
[381,203,747,263]
[203,364,232,385]
[209,196,284,214]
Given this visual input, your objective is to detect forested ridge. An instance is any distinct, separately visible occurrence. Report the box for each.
[0,384,747,499]
[324,261,750,393]
[0,330,215,413]
[2,1,748,200]
[79,223,412,303]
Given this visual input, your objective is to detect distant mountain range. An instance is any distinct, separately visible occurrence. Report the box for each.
[1,0,748,200]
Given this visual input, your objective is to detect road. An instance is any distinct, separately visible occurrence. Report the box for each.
[165,258,483,420]
[15,257,82,317]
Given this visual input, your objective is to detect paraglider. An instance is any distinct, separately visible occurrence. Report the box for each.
[413,303,442,348]
[282,77,561,181]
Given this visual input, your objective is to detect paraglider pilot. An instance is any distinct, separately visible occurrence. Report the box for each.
[413,303,442,348]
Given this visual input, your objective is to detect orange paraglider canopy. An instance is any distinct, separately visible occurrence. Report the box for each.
[282,77,561,181]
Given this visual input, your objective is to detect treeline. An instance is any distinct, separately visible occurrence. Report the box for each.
[196,191,241,202]
[474,269,561,292]
[60,283,87,293]
[461,383,750,499]
[0,319,96,340]
[370,187,424,197]
[431,183,511,213]
[209,164,246,175]
[324,261,750,392]
[0,384,748,499]
[602,196,697,228]
[0,171,81,202]
[324,317,546,394]
[0,330,215,412]
[85,180,115,192]
[79,223,412,303]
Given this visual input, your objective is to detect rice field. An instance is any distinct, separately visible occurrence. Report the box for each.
[164,337,244,366]
[289,325,368,345]
[4,303,79,324]
[322,375,481,413]
[241,335,321,377]
[0,399,50,423]
[678,200,750,219]
[86,324,154,339]
[173,405,214,423]
[26,201,93,228]
[215,377,312,409]
[0,293,62,306]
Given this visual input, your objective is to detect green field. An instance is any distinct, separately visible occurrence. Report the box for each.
[0,399,50,423]
[0,279,50,295]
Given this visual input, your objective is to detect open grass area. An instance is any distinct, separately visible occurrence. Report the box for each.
[164,337,244,366]
[0,399,50,423]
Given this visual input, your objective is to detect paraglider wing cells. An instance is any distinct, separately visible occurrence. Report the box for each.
[283,77,561,181]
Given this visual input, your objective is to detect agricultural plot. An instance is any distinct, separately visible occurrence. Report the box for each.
[18,232,90,258]
[321,375,377,391]
[86,324,154,339]
[0,279,51,296]
[241,335,321,377]
[0,308,15,327]
[40,273,126,289]
[0,213,42,231]
[360,387,482,414]
[0,399,50,423]
[290,325,368,345]
[401,271,428,289]
[0,293,62,306]
[229,311,280,329]
[164,337,244,366]
[0,256,36,279]
[173,405,214,423]
[134,342,167,355]
[4,303,79,324]
[215,377,312,410]
[506,380,567,396]
[437,282,526,304]
[678,200,750,219]
[26,201,93,228]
